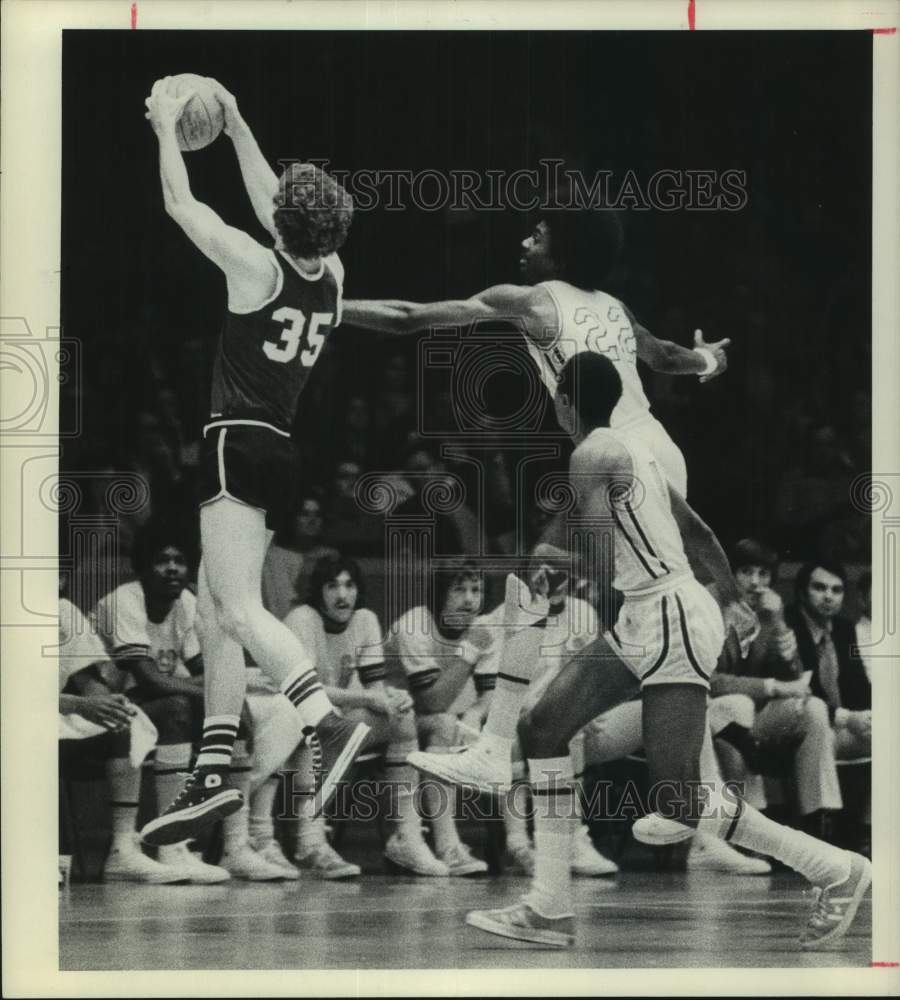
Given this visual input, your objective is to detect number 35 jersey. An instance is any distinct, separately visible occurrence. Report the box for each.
[531,280,650,429]
[209,250,344,432]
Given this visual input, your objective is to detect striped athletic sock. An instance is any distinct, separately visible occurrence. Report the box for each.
[195,716,240,769]
[280,667,332,727]
[528,755,577,919]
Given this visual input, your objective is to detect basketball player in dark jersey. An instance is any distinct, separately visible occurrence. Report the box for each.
[140,78,369,846]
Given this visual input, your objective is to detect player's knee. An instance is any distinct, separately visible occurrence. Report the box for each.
[214,598,256,644]
[718,693,756,730]
[802,696,831,731]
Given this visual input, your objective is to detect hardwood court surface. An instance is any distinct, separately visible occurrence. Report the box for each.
[60,870,871,971]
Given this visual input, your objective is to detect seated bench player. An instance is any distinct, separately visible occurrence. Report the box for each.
[279,554,447,876]
[384,562,497,876]
[58,582,184,883]
[92,521,285,881]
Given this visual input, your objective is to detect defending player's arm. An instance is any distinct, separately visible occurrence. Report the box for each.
[343,283,539,336]
[204,78,280,239]
[144,78,276,306]
[625,303,730,382]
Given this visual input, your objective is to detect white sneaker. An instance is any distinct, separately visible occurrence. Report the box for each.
[384,832,450,876]
[573,825,619,877]
[157,841,231,884]
[103,842,187,884]
[632,812,695,846]
[220,844,288,881]
[506,839,535,875]
[686,833,773,875]
[437,841,488,876]
[253,840,300,881]
[800,852,872,950]
[466,897,574,949]
[407,742,511,793]
[295,842,361,880]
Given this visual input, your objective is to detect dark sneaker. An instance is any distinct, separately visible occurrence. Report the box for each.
[303,714,370,819]
[140,767,243,846]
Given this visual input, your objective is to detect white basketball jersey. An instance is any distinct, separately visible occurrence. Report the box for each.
[530,280,651,428]
[587,428,690,596]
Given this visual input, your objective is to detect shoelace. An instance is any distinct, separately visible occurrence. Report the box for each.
[302,726,324,776]
[167,771,198,810]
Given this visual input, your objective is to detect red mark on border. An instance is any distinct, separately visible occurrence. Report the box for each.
[131,3,137,29]
[872,27,896,34]
[688,0,696,30]
[871,961,900,967]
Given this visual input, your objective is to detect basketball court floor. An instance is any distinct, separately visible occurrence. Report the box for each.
[60,869,871,971]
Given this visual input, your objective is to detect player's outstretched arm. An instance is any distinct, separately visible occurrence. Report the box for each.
[205,79,280,239]
[343,283,537,335]
[631,309,730,382]
[145,79,277,304]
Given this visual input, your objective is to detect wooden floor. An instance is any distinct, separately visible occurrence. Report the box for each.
[59,869,871,971]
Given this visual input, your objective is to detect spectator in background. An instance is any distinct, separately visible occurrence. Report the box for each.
[712,540,846,839]
[774,423,857,558]
[371,350,416,464]
[323,458,383,554]
[93,521,283,881]
[58,583,183,884]
[261,493,334,622]
[276,554,442,878]
[786,561,871,852]
[384,563,496,876]
[335,395,376,469]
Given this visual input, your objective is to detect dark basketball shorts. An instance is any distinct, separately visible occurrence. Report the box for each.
[200,419,301,530]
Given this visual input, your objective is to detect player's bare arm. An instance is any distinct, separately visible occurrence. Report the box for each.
[666,484,740,600]
[204,78,280,239]
[144,78,277,310]
[624,303,730,382]
[344,283,557,341]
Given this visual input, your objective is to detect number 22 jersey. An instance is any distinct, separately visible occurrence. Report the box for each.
[209,249,344,432]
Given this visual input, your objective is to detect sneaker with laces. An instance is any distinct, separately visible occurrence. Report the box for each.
[295,842,361,880]
[466,898,575,948]
[686,832,772,875]
[157,841,231,883]
[253,840,300,881]
[573,824,619,877]
[437,841,488,876]
[800,852,872,949]
[505,840,535,875]
[140,767,243,846]
[220,844,289,881]
[303,715,370,818]
[103,841,188,884]
[407,742,511,794]
[384,831,450,876]
[631,812,694,846]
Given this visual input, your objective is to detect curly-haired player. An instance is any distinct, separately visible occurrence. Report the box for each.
[140,78,369,846]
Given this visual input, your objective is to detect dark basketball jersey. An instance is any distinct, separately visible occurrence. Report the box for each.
[209,250,344,431]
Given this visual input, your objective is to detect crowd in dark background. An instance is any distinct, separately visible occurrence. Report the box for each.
[60,30,872,570]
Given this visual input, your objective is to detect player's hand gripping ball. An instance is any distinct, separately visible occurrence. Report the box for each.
[144,74,225,151]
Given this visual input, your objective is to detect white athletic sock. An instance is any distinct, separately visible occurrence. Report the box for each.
[699,794,851,888]
[154,742,192,812]
[279,668,332,728]
[106,757,141,847]
[528,755,576,919]
[503,782,532,848]
[249,777,279,849]
[481,575,549,744]
[223,743,252,854]
[425,781,462,855]
[385,737,420,830]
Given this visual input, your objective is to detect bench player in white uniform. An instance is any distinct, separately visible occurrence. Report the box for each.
[466,352,871,950]
[140,79,368,847]
[344,208,730,789]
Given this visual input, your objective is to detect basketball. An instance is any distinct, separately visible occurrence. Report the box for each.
[170,73,225,151]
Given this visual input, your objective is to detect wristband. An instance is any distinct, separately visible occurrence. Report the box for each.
[763,677,777,698]
[693,347,717,376]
